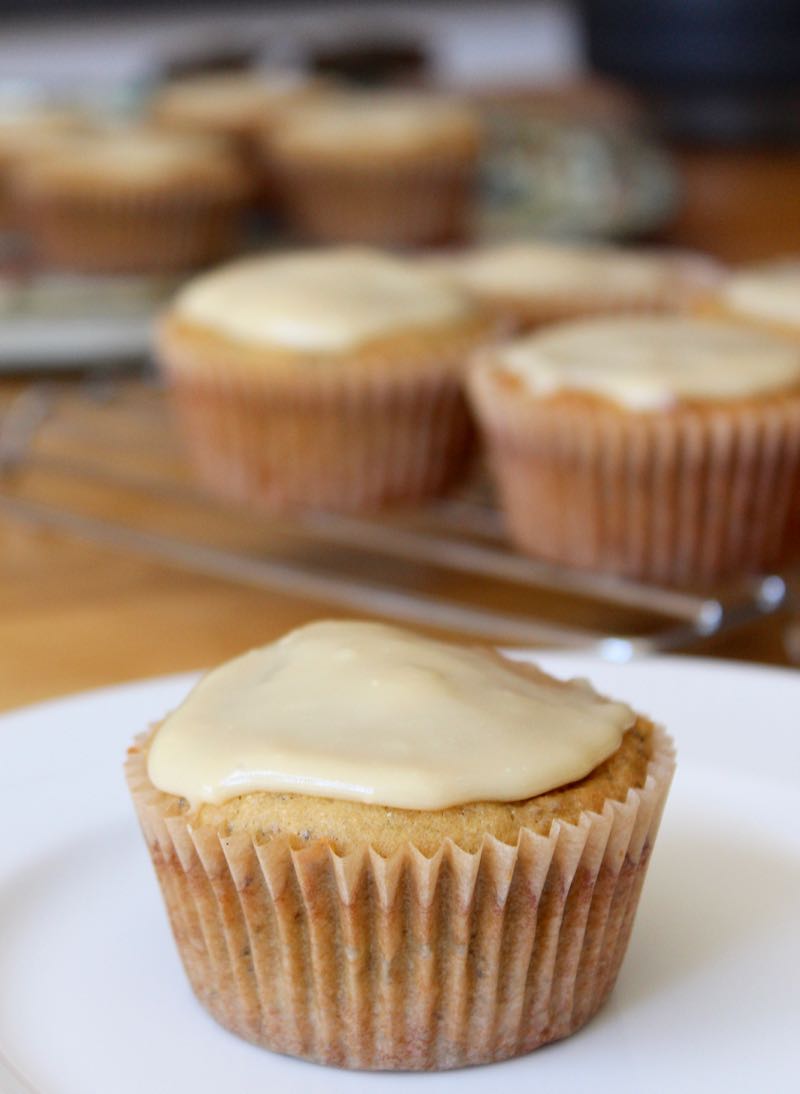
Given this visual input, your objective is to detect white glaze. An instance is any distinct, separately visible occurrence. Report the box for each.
[174,248,472,352]
[147,621,634,809]
[722,261,800,328]
[495,316,800,410]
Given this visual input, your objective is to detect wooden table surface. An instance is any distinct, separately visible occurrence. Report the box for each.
[2,145,799,712]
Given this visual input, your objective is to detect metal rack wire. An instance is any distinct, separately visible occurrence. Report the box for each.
[0,377,796,660]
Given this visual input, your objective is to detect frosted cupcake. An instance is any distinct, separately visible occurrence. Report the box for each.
[437,242,718,333]
[469,316,800,585]
[15,128,250,274]
[156,247,493,512]
[0,105,87,231]
[700,260,800,341]
[126,619,674,1070]
[267,90,482,246]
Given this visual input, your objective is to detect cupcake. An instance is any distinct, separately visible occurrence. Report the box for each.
[469,316,800,585]
[436,241,719,333]
[699,259,800,341]
[151,70,324,152]
[151,70,325,200]
[15,128,250,274]
[0,105,87,231]
[126,619,675,1070]
[156,247,492,512]
[267,90,482,246]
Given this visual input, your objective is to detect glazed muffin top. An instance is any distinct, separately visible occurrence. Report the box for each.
[141,620,647,854]
[718,260,800,330]
[269,90,481,163]
[170,246,478,354]
[15,128,248,196]
[0,105,88,166]
[438,242,704,303]
[151,70,324,137]
[481,316,800,411]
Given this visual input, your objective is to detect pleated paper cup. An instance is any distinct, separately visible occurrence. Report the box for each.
[157,316,493,514]
[273,157,479,248]
[469,364,800,585]
[126,724,674,1071]
[18,180,249,275]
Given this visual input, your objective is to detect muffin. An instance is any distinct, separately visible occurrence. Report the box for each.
[0,105,88,231]
[267,90,482,246]
[436,241,719,333]
[157,247,493,512]
[126,619,675,1070]
[151,70,325,199]
[15,128,250,274]
[699,259,800,341]
[151,70,323,150]
[469,316,800,585]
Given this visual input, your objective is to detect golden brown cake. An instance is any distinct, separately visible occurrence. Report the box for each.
[126,620,674,1070]
[266,90,482,246]
[469,316,800,585]
[156,247,494,513]
[436,242,719,333]
[15,127,250,273]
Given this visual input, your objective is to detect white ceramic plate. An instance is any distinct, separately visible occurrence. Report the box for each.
[1,655,798,1094]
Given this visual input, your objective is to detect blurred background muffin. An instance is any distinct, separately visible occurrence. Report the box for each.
[266,89,482,246]
[435,241,720,332]
[157,246,494,513]
[699,259,800,342]
[14,127,251,274]
[469,316,800,586]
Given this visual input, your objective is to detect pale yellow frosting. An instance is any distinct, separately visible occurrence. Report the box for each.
[495,316,800,410]
[722,261,800,328]
[446,243,679,299]
[174,248,472,352]
[146,621,635,810]
[29,130,230,183]
[156,71,311,124]
[274,92,479,155]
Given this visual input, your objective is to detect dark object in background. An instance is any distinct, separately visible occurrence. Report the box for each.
[582,0,800,144]
[309,32,428,88]
[160,43,265,83]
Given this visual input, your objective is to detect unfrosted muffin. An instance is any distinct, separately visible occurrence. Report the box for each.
[699,259,800,341]
[437,241,718,332]
[469,316,800,585]
[0,105,88,231]
[267,90,482,246]
[126,619,674,1070]
[157,246,493,512]
[15,128,250,273]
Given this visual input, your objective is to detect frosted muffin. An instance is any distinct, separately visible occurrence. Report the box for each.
[267,91,482,246]
[469,316,800,585]
[126,619,675,1070]
[437,242,718,332]
[700,260,800,341]
[0,105,87,231]
[157,247,492,512]
[15,128,250,273]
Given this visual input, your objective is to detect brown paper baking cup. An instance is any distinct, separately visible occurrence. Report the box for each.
[275,157,478,247]
[126,724,674,1071]
[19,185,248,274]
[158,324,487,514]
[469,365,800,585]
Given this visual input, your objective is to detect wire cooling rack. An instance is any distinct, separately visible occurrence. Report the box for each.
[0,376,796,661]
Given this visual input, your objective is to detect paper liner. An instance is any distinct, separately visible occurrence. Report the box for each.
[157,323,489,514]
[274,156,478,247]
[18,184,248,274]
[126,725,674,1070]
[469,365,800,584]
